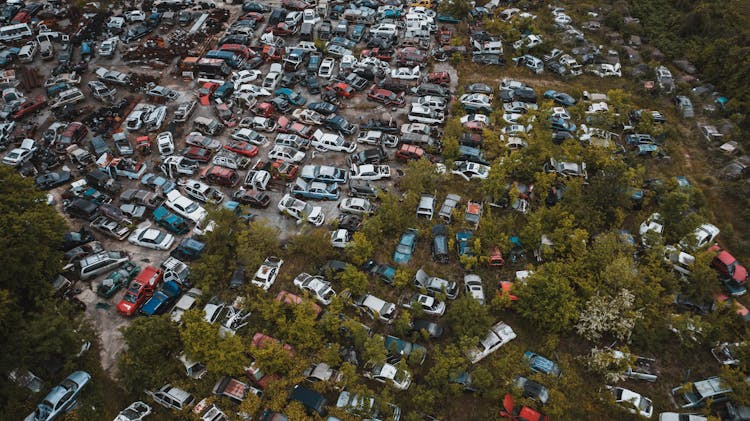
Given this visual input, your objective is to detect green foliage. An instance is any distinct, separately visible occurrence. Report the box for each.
[180,310,245,376]
[347,231,374,266]
[118,316,183,393]
[236,221,282,270]
[338,265,369,295]
[516,264,580,333]
[445,296,493,341]
[285,227,337,264]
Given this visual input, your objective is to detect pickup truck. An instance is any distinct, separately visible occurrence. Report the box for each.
[90,215,131,240]
[152,206,190,234]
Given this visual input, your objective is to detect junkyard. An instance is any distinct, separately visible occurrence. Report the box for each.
[2,0,750,420]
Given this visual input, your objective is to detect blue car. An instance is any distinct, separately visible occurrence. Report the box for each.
[170,238,206,261]
[275,88,307,106]
[549,117,576,133]
[393,228,418,264]
[140,280,182,316]
[291,178,340,201]
[27,371,91,421]
[523,351,562,377]
[543,90,576,106]
[456,230,474,257]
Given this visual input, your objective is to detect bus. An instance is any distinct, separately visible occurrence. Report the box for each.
[204,50,244,69]
[0,23,32,42]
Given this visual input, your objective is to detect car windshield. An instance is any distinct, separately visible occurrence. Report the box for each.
[123,293,137,304]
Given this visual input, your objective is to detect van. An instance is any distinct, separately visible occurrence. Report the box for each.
[65,198,100,221]
[300,22,313,41]
[78,250,129,280]
[0,23,32,42]
[18,41,37,63]
[400,132,440,150]
[193,116,224,135]
[289,385,328,417]
[50,88,85,109]
[408,104,444,124]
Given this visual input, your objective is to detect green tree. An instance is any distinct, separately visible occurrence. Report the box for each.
[118,316,183,393]
[180,310,245,376]
[516,264,580,332]
[445,296,493,340]
[338,265,369,295]
[347,231,374,266]
[285,227,337,265]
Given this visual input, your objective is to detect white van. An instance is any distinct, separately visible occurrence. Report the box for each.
[18,41,38,63]
[0,23,32,42]
[50,88,85,109]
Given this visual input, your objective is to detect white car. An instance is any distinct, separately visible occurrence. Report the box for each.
[467,321,517,363]
[512,34,543,50]
[338,197,376,215]
[679,223,720,251]
[99,37,119,57]
[503,112,524,124]
[114,401,152,421]
[350,164,391,181]
[501,124,530,136]
[156,132,174,156]
[277,194,325,226]
[659,414,706,421]
[231,70,263,88]
[240,116,278,132]
[165,190,208,224]
[401,293,445,316]
[235,84,272,97]
[451,161,490,181]
[459,93,492,108]
[251,256,284,291]
[292,109,324,125]
[125,10,146,22]
[549,106,571,120]
[319,58,335,78]
[293,272,336,305]
[464,274,485,305]
[2,138,36,166]
[232,128,268,145]
[363,362,412,390]
[128,227,175,251]
[311,130,356,153]
[262,64,283,90]
[639,213,664,247]
[608,386,653,419]
[460,114,490,126]
[390,65,421,80]
[268,145,305,163]
[170,288,202,323]
[302,9,320,25]
[330,229,351,249]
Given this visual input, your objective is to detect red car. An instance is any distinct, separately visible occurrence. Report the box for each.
[56,121,88,153]
[180,146,212,163]
[10,96,47,120]
[327,82,355,99]
[710,245,748,289]
[261,45,284,62]
[281,0,309,10]
[436,28,452,46]
[277,116,314,139]
[197,82,220,105]
[201,165,240,187]
[271,159,299,179]
[489,246,505,267]
[360,48,393,62]
[240,12,264,23]
[500,394,548,421]
[225,140,259,157]
[367,86,405,107]
[117,266,163,316]
[427,71,451,86]
[269,22,297,36]
[395,144,425,161]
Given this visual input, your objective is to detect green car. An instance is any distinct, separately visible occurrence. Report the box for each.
[96,262,140,298]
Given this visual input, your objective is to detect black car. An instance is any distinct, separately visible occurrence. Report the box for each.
[324,115,357,136]
[306,75,321,94]
[62,228,95,251]
[229,263,246,289]
[352,67,376,81]
[220,34,251,46]
[337,214,362,232]
[409,319,444,339]
[308,101,337,116]
[35,170,71,190]
[347,180,385,199]
[318,259,349,276]
[232,189,271,208]
[351,146,387,165]
[64,198,99,221]
[244,56,264,70]
[513,86,537,103]
[270,97,291,113]
[344,73,369,91]
[551,130,574,144]
[360,119,398,133]
[465,82,494,95]
[366,36,394,49]
[431,224,449,263]
[280,71,305,88]
[242,1,270,12]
